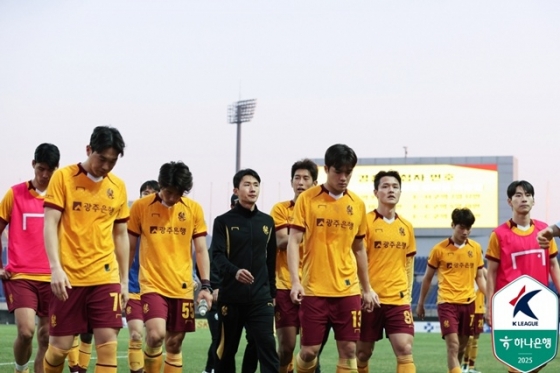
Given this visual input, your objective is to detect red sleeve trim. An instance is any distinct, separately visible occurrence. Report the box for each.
[193,232,208,239]
[485,255,500,262]
[427,264,437,270]
[550,252,558,258]
[44,202,63,212]
[275,224,289,231]
[114,217,129,224]
[477,265,484,269]
[127,229,140,237]
[407,252,416,257]
[355,234,366,239]
[0,217,8,225]
[289,224,305,232]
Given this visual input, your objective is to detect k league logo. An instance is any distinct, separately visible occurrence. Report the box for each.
[510,285,541,322]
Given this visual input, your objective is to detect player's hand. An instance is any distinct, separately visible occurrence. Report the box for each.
[290,282,304,304]
[235,269,254,284]
[212,288,219,303]
[120,283,129,309]
[416,303,425,320]
[0,268,11,280]
[197,288,213,309]
[51,267,72,301]
[537,227,554,249]
[486,307,492,327]
[361,289,379,312]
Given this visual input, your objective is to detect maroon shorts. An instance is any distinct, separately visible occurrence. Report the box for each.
[49,284,123,336]
[299,295,361,346]
[360,304,415,342]
[275,289,300,329]
[125,297,143,322]
[3,279,51,317]
[141,293,195,333]
[472,313,484,335]
[437,302,475,337]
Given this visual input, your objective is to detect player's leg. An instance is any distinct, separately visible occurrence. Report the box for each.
[13,307,37,373]
[244,301,278,373]
[162,298,196,373]
[296,296,329,373]
[466,312,483,373]
[35,316,50,373]
[214,302,246,373]
[241,332,258,373]
[125,297,144,373]
[331,295,362,373]
[77,333,93,372]
[457,303,475,367]
[203,307,219,373]
[89,284,124,373]
[275,289,299,373]
[386,305,416,373]
[438,303,462,373]
[142,293,169,373]
[462,336,473,372]
[356,306,384,373]
[67,336,80,372]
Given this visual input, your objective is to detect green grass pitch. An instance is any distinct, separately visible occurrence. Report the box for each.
[0,324,558,372]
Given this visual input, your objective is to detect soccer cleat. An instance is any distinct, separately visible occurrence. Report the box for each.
[468,369,481,373]
[461,364,469,373]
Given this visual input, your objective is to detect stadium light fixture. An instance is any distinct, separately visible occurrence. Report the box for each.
[228,99,257,172]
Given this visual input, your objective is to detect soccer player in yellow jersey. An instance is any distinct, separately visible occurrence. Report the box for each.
[461,266,486,373]
[128,161,213,373]
[0,143,60,373]
[357,170,416,373]
[288,144,379,373]
[43,126,130,373]
[417,208,486,373]
[271,159,318,373]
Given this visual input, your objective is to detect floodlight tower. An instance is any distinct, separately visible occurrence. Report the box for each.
[228,99,257,172]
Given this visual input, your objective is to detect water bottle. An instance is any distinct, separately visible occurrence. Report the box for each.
[198,299,208,316]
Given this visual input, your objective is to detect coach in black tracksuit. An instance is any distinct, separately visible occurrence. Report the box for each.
[212,169,279,373]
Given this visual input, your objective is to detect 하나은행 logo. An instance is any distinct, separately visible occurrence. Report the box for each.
[510,285,541,326]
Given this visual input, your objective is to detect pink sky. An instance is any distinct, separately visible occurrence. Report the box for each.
[1,1,559,232]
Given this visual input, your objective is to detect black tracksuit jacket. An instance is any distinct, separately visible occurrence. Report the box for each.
[211,203,277,304]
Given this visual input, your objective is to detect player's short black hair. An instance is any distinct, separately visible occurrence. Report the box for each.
[374,170,402,190]
[89,126,125,156]
[451,208,475,228]
[34,143,60,170]
[139,180,160,196]
[507,180,535,199]
[158,162,193,195]
[233,169,261,188]
[324,144,357,171]
[291,159,318,181]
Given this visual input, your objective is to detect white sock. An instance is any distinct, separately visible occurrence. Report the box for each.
[15,362,29,372]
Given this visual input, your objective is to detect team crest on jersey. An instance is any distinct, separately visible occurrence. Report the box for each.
[143,304,149,314]
[51,315,57,328]
[399,227,406,236]
[107,188,114,199]
[221,305,228,316]
[178,212,186,221]
[468,250,473,258]
[263,225,270,235]
[347,205,353,215]
[443,319,450,328]
[73,201,82,211]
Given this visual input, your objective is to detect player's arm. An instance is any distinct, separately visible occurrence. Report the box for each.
[406,255,415,302]
[113,221,130,305]
[287,228,304,303]
[486,259,498,327]
[211,217,240,278]
[266,225,278,299]
[0,220,8,279]
[44,207,71,301]
[352,237,380,311]
[416,265,435,320]
[475,267,487,298]
[537,223,560,249]
[275,226,289,250]
[0,189,12,276]
[549,257,560,294]
[193,235,213,308]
